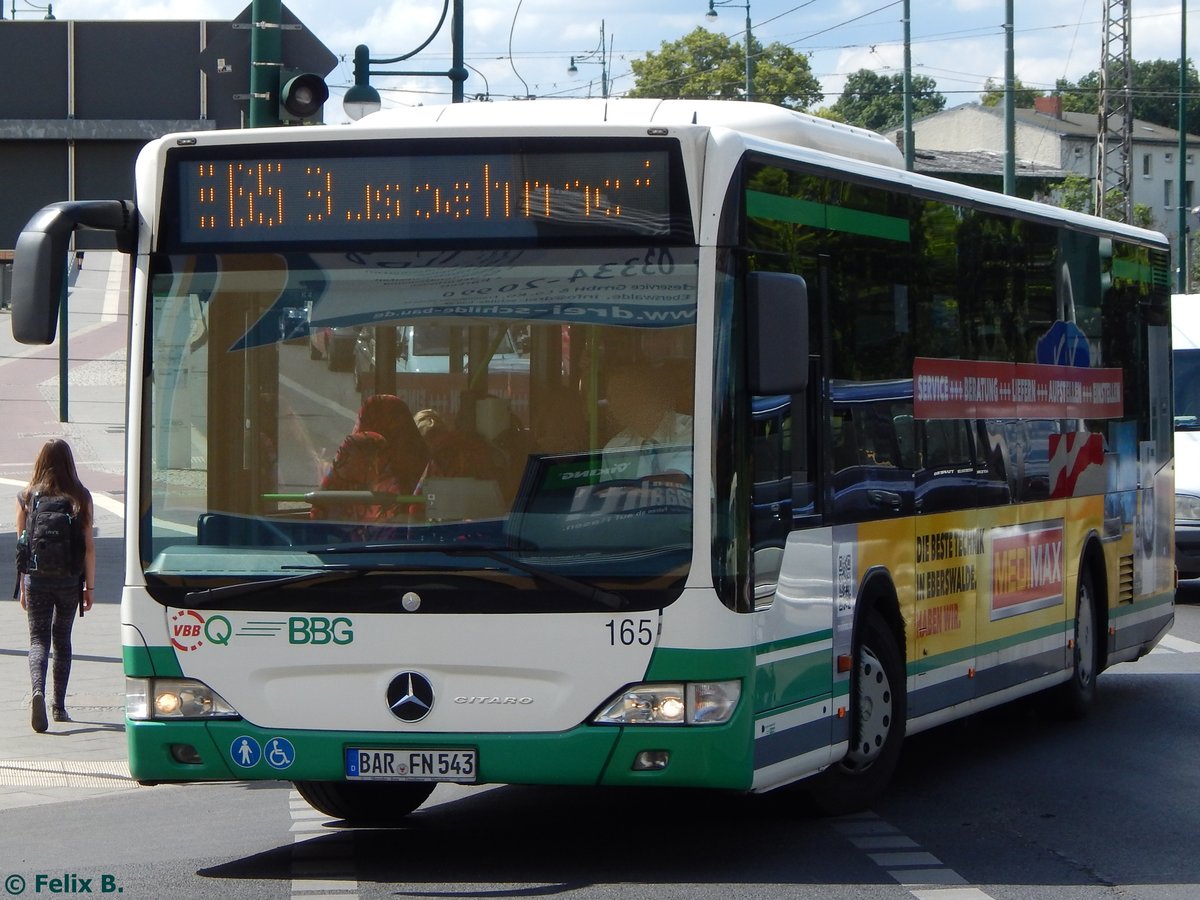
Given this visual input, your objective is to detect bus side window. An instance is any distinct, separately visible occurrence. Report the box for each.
[832,411,857,472]
[749,393,815,603]
[893,414,916,469]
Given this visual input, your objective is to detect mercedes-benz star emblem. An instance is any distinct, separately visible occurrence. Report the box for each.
[387,672,434,722]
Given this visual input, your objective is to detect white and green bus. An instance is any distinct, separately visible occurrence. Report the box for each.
[11,99,1175,822]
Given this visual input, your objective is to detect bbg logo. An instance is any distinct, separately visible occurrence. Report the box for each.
[288,616,354,645]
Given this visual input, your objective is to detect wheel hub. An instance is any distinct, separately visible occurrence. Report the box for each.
[845,646,893,770]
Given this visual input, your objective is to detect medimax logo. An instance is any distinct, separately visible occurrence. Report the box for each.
[990,522,1064,621]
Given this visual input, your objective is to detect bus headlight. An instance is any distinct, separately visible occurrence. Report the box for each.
[126,677,239,720]
[592,680,740,726]
[1177,493,1200,522]
[688,680,741,724]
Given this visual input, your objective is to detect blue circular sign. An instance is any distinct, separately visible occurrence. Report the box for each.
[265,736,296,770]
[230,735,261,768]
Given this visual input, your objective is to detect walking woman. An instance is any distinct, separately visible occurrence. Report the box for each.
[15,439,96,732]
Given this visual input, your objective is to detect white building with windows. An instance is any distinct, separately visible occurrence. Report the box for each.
[891,97,1199,252]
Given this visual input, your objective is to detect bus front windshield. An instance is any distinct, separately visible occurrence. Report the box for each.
[143,247,697,611]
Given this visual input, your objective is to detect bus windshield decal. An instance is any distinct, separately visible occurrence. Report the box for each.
[226,248,698,351]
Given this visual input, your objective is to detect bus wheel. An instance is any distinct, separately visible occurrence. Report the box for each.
[805,609,906,815]
[1053,566,1099,719]
[293,780,435,824]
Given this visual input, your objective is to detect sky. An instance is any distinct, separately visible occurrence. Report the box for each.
[8,0,1198,122]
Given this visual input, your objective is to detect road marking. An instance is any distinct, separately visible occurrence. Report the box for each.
[103,253,126,322]
[1152,634,1200,654]
[836,812,995,899]
[0,476,125,520]
[0,760,132,787]
[289,788,359,900]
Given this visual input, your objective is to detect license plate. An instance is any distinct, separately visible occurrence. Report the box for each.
[345,747,478,783]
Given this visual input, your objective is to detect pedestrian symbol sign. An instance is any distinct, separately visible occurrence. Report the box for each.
[231,735,261,768]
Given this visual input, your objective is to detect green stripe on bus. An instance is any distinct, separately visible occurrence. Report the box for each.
[754,648,830,710]
[1112,257,1154,285]
[123,645,184,678]
[910,620,1070,676]
[643,645,754,681]
[646,644,831,717]
[1109,591,1173,620]
[755,629,833,657]
[746,189,911,242]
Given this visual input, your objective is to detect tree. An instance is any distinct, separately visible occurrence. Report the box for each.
[1057,60,1200,134]
[1054,74,1099,115]
[829,69,946,132]
[1050,173,1153,228]
[980,77,1043,108]
[627,27,822,110]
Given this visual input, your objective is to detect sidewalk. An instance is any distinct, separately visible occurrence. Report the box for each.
[0,251,139,811]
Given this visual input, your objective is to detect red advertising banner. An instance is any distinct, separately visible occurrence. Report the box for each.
[913,357,1123,420]
[990,521,1065,620]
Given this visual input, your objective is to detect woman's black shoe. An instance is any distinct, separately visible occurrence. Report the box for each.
[51,706,70,723]
[31,692,48,733]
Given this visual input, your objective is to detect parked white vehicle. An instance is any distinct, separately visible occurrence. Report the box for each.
[1173,294,1200,577]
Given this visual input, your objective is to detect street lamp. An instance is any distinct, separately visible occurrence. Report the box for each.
[9,0,55,18]
[705,0,752,101]
[566,20,613,99]
[344,46,384,119]
[342,0,467,119]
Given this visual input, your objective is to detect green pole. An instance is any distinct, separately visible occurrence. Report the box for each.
[902,0,913,171]
[1003,0,1015,195]
[451,0,466,103]
[249,0,282,127]
[743,2,752,102]
[1178,5,1188,293]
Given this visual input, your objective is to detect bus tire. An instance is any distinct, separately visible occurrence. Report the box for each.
[1053,564,1100,719]
[293,780,435,824]
[804,608,906,815]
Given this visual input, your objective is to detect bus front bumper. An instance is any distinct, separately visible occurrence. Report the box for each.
[126,717,754,791]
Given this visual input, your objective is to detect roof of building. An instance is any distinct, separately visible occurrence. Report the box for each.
[916,101,1200,145]
[909,147,1066,179]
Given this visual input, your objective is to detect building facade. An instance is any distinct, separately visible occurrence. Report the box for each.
[891,97,1199,252]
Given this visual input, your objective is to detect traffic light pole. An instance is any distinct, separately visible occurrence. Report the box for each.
[249,0,283,127]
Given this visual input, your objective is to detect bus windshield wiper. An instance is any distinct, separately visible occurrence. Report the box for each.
[470,548,626,610]
[319,543,627,610]
[184,569,367,604]
[181,556,509,605]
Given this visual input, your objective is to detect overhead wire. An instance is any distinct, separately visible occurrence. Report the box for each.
[332,1,1195,104]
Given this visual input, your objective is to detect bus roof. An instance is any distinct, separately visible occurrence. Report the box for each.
[361,98,905,170]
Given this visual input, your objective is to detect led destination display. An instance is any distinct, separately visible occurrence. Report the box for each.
[171,146,684,246]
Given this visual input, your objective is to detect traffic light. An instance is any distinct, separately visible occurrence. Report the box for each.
[279,70,329,124]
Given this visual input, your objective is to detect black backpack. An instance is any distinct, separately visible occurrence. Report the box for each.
[25,493,84,578]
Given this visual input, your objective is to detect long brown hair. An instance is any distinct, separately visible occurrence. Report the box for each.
[25,438,92,529]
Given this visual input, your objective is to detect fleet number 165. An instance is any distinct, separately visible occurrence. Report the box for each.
[606,618,655,646]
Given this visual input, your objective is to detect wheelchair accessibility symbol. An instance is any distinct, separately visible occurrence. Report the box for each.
[265,737,296,770]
